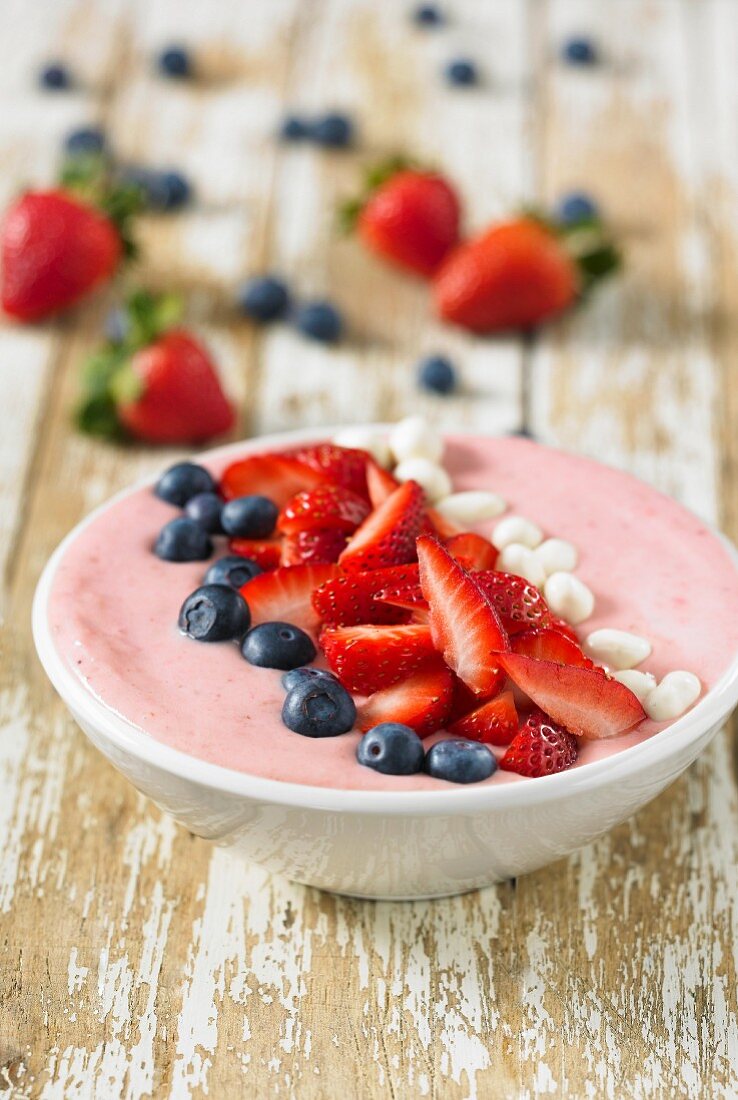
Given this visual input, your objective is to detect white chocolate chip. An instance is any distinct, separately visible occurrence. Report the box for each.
[332,427,392,468]
[543,572,595,625]
[534,537,578,577]
[394,457,452,502]
[492,515,543,551]
[644,671,702,722]
[389,416,444,464]
[496,543,547,588]
[435,490,507,525]
[584,628,652,670]
[612,669,658,702]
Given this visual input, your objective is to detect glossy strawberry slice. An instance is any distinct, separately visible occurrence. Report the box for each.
[499,709,578,777]
[281,528,349,566]
[357,660,454,737]
[277,485,370,536]
[320,623,436,694]
[289,443,370,499]
[512,628,593,668]
[241,563,339,634]
[229,538,282,571]
[417,535,508,696]
[498,653,646,739]
[220,453,327,506]
[548,616,580,645]
[449,689,518,745]
[446,531,497,571]
[366,461,399,508]
[473,570,551,635]
[424,508,463,540]
[339,480,425,572]
[312,567,416,626]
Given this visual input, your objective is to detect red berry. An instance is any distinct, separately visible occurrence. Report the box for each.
[220,453,327,506]
[289,443,370,500]
[312,567,416,627]
[339,480,426,572]
[357,660,454,738]
[449,689,518,745]
[445,531,497,571]
[1,190,121,321]
[277,485,370,536]
[320,622,436,695]
[229,538,282,571]
[473,570,551,635]
[280,528,349,566]
[499,709,578,777]
[241,563,339,635]
[511,627,593,668]
[365,461,399,508]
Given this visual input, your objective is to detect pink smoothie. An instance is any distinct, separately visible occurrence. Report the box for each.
[46,434,738,791]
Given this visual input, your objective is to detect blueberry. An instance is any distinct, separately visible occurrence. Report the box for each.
[555,191,599,225]
[105,307,130,345]
[64,126,106,156]
[221,495,278,539]
[281,667,337,692]
[444,59,478,86]
[417,354,457,395]
[205,554,262,589]
[561,37,598,66]
[151,170,192,211]
[241,622,317,670]
[357,722,425,775]
[279,115,310,141]
[39,62,72,90]
[178,584,250,642]
[424,739,497,784]
[282,678,356,737]
[154,462,216,507]
[294,301,343,344]
[185,492,223,533]
[237,276,291,322]
[158,45,192,78]
[310,113,355,148]
[412,4,445,26]
[154,518,213,562]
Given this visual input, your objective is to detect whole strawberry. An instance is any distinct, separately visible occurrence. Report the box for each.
[76,289,234,445]
[1,190,122,321]
[434,214,619,332]
[344,159,461,278]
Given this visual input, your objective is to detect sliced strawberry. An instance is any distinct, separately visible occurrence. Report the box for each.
[425,508,463,540]
[289,443,370,500]
[449,689,518,746]
[446,531,497,571]
[241,563,339,634]
[312,566,416,627]
[548,616,580,645]
[499,709,578,777]
[229,538,282,571]
[447,674,484,724]
[498,653,646,740]
[339,480,425,572]
[512,628,593,668]
[320,623,436,694]
[281,528,349,566]
[417,535,508,697]
[357,660,454,737]
[220,453,327,506]
[277,485,370,536]
[376,579,427,611]
[366,461,399,508]
[473,570,551,635]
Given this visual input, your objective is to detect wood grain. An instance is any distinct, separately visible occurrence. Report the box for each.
[1,1,737,1097]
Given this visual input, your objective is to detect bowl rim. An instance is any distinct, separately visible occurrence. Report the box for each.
[32,425,738,817]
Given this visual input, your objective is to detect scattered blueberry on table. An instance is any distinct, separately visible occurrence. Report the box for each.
[39,62,72,90]
[154,517,213,562]
[412,4,445,27]
[555,191,599,224]
[185,492,223,534]
[357,722,425,775]
[282,676,356,737]
[281,667,338,692]
[157,45,192,79]
[205,555,262,589]
[424,739,497,783]
[178,584,251,642]
[279,115,311,142]
[417,354,457,395]
[241,622,317,670]
[310,112,355,148]
[221,495,278,539]
[294,301,343,343]
[149,170,192,211]
[560,37,599,66]
[237,276,291,322]
[155,462,216,507]
[64,126,106,156]
[444,58,479,86]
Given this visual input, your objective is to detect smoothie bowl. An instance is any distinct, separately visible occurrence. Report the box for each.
[33,423,738,898]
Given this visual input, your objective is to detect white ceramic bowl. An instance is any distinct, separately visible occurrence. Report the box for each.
[33,431,738,900]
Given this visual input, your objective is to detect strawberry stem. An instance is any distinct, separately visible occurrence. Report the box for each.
[338,154,426,233]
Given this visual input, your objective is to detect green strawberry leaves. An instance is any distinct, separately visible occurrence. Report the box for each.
[522,205,622,297]
[338,154,425,233]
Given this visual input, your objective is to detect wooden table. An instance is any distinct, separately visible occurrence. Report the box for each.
[3,1,738,1096]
